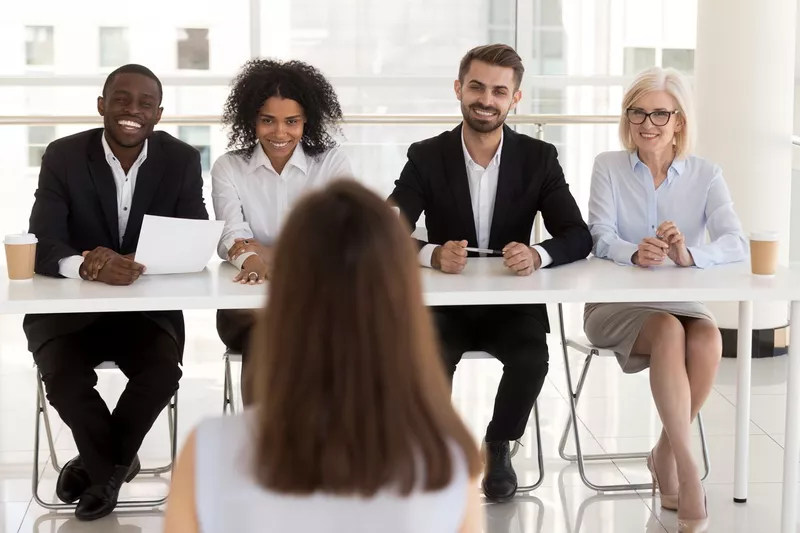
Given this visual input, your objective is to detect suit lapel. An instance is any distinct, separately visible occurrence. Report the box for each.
[488,126,522,249]
[87,131,120,247]
[123,134,165,251]
[443,125,478,245]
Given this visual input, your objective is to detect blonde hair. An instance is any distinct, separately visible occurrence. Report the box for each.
[619,67,695,159]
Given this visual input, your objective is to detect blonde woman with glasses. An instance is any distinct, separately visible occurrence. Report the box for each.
[584,67,748,532]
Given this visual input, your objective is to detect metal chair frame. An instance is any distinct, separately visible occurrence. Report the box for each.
[555,303,710,492]
[32,362,178,510]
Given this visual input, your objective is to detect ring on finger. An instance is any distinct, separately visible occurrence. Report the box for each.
[247,272,259,282]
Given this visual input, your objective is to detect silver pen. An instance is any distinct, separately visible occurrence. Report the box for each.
[464,247,504,256]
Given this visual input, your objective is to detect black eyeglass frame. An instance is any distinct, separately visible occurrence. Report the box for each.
[625,108,680,126]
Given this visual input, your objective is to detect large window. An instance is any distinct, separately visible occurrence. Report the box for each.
[177,29,210,70]
[99,27,130,68]
[0,0,701,243]
[25,26,54,67]
[178,126,212,173]
[27,126,55,167]
[623,47,656,76]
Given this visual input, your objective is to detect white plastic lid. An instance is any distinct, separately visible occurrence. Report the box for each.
[4,233,37,245]
[750,231,779,242]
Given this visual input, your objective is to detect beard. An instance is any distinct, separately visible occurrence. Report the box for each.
[461,102,509,134]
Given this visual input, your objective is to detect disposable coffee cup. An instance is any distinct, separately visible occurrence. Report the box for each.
[4,233,37,281]
[749,231,779,276]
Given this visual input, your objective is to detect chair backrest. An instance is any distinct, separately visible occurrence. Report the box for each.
[461,351,494,360]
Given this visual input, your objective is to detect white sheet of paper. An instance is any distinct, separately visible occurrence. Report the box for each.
[135,215,224,275]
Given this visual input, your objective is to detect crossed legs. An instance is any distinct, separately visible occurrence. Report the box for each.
[632,313,721,520]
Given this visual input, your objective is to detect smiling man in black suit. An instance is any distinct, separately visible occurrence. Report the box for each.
[24,64,208,521]
[389,44,592,502]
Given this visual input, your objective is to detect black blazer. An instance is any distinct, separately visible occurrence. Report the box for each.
[389,124,592,331]
[23,128,209,356]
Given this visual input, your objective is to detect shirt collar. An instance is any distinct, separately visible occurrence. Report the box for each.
[461,127,503,170]
[247,142,308,176]
[629,150,687,179]
[101,130,148,166]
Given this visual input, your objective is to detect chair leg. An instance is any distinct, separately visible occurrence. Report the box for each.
[557,303,654,492]
[558,351,594,461]
[517,402,545,493]
[33,373,80,511]
[37,376,61,474]
[223,355,235,415]
[698,412,711,481]
[140,391,178,476]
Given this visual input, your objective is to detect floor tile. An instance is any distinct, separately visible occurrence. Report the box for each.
[0,312,796,532]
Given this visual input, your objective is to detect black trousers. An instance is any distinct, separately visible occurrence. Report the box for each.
[33,313,181,484]
[432,305,549,442]
[216,309,257,403]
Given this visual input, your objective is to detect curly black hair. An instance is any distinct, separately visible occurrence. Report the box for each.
[222,59,344,159]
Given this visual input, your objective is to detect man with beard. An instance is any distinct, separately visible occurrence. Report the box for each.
[24,64,208,520]
[389,44,591,501]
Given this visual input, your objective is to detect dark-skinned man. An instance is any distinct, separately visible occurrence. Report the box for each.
[23,64,208,521]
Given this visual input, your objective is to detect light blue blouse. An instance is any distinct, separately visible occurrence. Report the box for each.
[588,150,748,268]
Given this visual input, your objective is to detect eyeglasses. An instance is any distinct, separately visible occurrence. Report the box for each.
[626,108,680,127]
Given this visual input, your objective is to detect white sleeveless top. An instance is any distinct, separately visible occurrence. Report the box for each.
[195,412,470,533]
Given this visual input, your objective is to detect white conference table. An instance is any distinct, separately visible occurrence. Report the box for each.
[2,257,800,531]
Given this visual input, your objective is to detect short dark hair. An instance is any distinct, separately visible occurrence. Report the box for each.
[102,64,163,102]
[222,59,343,159]
[458,44,525,89]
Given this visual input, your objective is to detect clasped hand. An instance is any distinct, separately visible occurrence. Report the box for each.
[80,247,145,286]
[228,238,273,284]
[432,241,541,276]
[633,221,694,267]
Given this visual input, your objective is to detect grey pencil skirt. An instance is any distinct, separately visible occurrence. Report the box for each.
[583,302,716,374]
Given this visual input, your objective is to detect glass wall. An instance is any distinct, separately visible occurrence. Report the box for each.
[0,0,700,250]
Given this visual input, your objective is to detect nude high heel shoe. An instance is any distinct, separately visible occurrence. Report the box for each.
[678,487,708,533]
[646,450,678,511]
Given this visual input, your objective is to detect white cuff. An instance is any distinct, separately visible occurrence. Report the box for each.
[230,251,257,271]
[532,245,553,268]
[418,244,438,268]
[58,255,84,279]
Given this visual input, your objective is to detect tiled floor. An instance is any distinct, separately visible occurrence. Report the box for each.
[0,308,796,532]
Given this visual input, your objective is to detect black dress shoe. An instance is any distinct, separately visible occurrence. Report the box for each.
[74,458,140,522]
[56,456,91,504]
[482,440,518,503]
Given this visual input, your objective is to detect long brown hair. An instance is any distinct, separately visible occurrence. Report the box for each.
[251,179,480,495]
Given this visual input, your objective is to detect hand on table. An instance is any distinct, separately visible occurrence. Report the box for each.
[80,247,118,280]
[656,221,695,267]
[502,242,541,276]
[632,237,669,267]
[432,240,468,274]
[85,253,145,285]
[228,238,273,264]
[233,255,269,285]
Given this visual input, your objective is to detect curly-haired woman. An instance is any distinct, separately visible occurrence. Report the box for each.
[212,59,353,400]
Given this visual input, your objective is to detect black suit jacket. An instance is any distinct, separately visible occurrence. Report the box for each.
[388,124,592,331]
[23,128,209,356]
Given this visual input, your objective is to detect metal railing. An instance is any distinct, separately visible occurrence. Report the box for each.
[0,114,619,127]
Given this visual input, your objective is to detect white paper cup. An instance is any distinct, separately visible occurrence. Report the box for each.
[749,231,779,276]
[4,233,37,281]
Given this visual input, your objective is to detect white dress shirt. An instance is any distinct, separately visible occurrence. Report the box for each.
[418,129,552,268]
[212,142,353,268]
[588,150,747,268]
[57,132,148,279]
